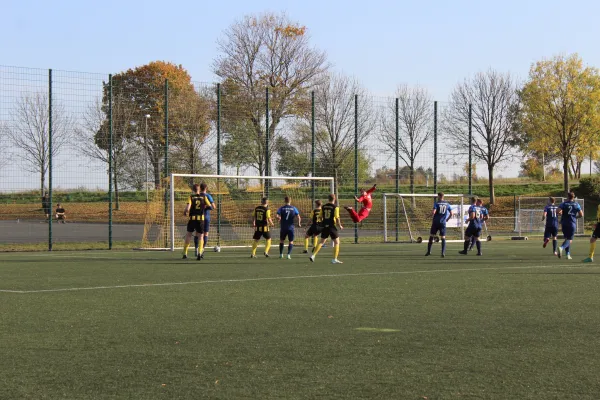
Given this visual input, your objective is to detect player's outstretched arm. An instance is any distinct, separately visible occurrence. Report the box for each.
[366,184,377,194]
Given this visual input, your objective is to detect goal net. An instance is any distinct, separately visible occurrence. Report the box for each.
[140,174,334,251]
[517,196,585,237]
[383,193,467,243]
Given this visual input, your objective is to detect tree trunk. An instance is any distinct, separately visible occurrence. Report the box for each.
[563,155,570,196]
[40,172,45,197]
[488,165,495,204]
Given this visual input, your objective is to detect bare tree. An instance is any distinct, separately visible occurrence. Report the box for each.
[6,92,72,195]
[381,85,433,194]
[309,73,376,190]
[74,96,138,209]
[443,69,519,203]
[214,12,329,175]
[0,122,13,171]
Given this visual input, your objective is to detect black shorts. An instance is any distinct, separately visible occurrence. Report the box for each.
[320,225,339,240]
[186,219,204,234]
[203,219,210,233]
[306,224,322,237]
[465,225,481,238]
[253,229,271,240]
[592,223,600,239]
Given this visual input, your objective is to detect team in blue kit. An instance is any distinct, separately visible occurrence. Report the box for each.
[542,197,559,255]
[556,192,583,259]
[426,192,453,258]
[276,196,302,259]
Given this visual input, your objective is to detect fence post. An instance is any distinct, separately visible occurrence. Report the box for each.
[216,83,221,247]
[265,87,270,197]
[433,101,438,194]
[48,69,53,251]
[468,103,473,195]
[163,79,169,248]
[311,90,316,203]
[395,97,399,242]
[354,94,359,244]
[108,74,113,250]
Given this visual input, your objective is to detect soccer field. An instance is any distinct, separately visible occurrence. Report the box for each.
[1,241,600,399]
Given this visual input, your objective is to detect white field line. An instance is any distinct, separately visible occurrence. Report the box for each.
[0,263,588,294]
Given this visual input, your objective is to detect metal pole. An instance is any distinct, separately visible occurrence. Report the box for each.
[311,91,316,203]
[395,97,399,242]
[164,79,169,248]
[468,103,473,195]
[108,74,113,250]
[216,83,222,246]
[354,94,358,244]
[265,87,270,197]
[433,101,438,194]
[145,114,150,202]
[48,69,53,251]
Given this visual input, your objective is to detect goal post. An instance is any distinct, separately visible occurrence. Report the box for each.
[382,193,467,243]
[139,174,334,251]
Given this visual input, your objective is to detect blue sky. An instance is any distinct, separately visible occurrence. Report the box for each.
[4,0,600,100]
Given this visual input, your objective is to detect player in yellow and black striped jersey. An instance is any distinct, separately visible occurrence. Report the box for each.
[303,200,323,253]
[583,204,600,262]
[309,193,344,264]
[182,183,212,260]
[251,197,274,258]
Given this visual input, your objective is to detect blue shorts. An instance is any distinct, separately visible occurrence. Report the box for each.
[561,224,576,241]
[544,225,558,239]
[430,222,447,236]
[203,218,210,233]
[465,225,481,238]
[280,228,295,241]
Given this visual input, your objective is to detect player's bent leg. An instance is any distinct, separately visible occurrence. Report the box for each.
[585,236,598,262]
[344,207,360,223]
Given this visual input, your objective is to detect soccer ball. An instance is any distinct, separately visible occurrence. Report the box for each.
[214,246,221,253]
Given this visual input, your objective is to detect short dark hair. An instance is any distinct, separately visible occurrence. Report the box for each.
[471,196,478,204]
[549,196,555,204]
[568,191,575,201]
[284,196,290,203]
[56,203,61,206]
[261,197,268,205]
[328,193,336,202]
[438,192,444,199]
[200,182,207,191]
[192,183,200,192]
[315,200,322,207]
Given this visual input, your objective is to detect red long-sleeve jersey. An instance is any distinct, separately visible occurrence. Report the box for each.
[356,185,376,210]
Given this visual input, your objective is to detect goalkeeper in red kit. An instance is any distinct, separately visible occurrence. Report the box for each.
[344,184,376,223]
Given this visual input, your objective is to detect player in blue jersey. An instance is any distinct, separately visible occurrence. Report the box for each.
[459,196,483,256]
[469,198,489,251]
[557,192,583,259]
[426,192,453,258]
[276,196,302,259]
[194,182,216,256]
[542,197,559,256]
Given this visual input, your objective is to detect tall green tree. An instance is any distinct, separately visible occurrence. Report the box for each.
[519,53,600,194]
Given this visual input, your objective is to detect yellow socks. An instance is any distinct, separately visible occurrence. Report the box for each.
[333,243,340,260]
[304,238,309,251]
[265,239,272,254]
[251,241,258,256]
[183,243,190,256]
[313,236,318,248]
[199,237,204,254]
[590,241,597,258]
[313,243,323,256]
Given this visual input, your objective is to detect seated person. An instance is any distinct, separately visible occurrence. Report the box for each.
[55,203,66,223]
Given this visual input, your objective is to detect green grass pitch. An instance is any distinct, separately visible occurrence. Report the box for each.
[1,241,600,399]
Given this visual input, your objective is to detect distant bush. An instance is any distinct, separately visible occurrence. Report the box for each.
[576,177,600,199]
